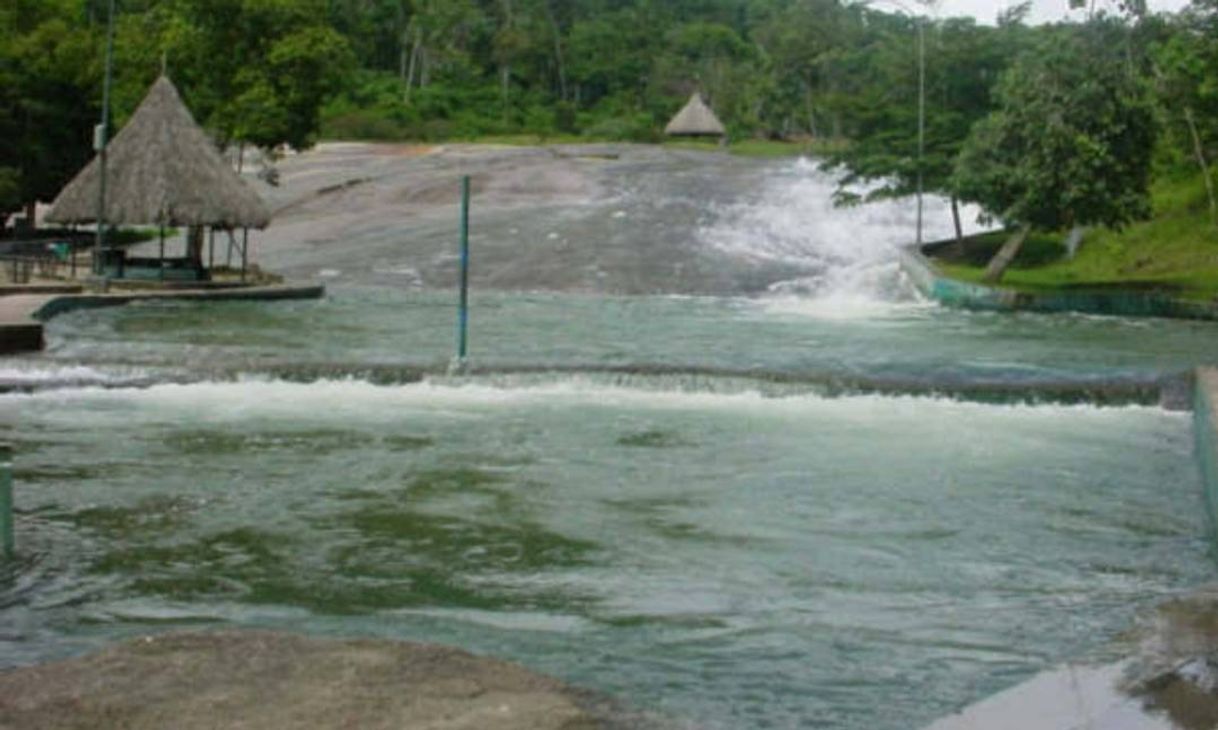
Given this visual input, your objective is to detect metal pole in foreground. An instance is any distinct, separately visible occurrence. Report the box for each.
[0,443,13,560]
[916,15,925,247]
[93,0,117,277]
[455,175,471,371]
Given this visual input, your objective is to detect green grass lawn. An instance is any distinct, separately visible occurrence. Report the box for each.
[661,137,845,158]
[934,173,1218,300]
[445,133,591,146]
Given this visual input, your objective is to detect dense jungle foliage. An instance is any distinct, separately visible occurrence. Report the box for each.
[2,0,1217,266]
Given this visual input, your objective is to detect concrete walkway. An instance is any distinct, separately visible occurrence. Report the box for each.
[0,282,324,354]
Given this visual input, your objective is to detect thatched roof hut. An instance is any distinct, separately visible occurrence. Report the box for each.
[46,76,271,230]
[664,93,726,138]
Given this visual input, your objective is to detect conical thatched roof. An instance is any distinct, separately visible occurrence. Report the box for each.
[46,76,271,229]
[664,93,726,137]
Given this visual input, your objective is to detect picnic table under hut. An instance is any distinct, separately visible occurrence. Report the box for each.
[45,75,271,284]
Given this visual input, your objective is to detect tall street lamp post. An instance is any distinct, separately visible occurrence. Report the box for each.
[873,0,929,247]
[94,0,117,277]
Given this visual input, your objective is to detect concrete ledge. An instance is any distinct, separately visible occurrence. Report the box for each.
[0,322,43,354]
[0,283,325,355]
[899,246,1218,320]
[0,284,84,297]
[924,585,1218,729]
[29,283,326,321]
[1194,368,1218,534]
[925,662,1142,730]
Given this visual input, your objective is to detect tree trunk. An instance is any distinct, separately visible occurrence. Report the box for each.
[1064,225,1086,260]
[543,0,567,101]
[399,36,408,83]
[405,29,421,102]
[827,72,843,138]
[397,4,408,84]
[950,196,963,244]
[1184,106,1217,228]
[24,201,36,232]
[803,78,817,138]
[500,0,514,114]
[983,225,1032,284]
[186,226,205,267]
[501,65,510,117]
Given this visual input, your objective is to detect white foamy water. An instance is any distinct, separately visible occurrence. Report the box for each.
[0,364,158,387]
[757,263,938,320]
[9,376,1171,425]
[700,157,983,318]
[0,365,113,384]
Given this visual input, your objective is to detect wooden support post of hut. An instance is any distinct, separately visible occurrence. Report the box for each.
[45,76,271,285]
[664,93,727,142]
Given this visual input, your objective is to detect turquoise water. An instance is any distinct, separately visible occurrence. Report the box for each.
[2,288,1215,729]
[31,286,1218,392]
[0,364,1211,729]
[2,151,1217,729]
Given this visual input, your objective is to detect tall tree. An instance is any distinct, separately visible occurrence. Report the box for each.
[820,12,1024,240]
[111,0,356,151]
[0,0,101,227]
[952,19,1157,283]
[402,0,482,99]
[750,0,860,138]
[1153,0,1218,226]
[567,7,659,109]
[651,21,763,133]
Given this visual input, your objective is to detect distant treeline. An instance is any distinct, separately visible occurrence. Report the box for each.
[324,0,1022,143]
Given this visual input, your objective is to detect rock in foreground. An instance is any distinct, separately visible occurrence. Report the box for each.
[0,630,651,730]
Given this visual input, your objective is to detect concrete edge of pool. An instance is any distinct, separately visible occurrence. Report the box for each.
[1194,368,1218,536]
[898,246,1218,321]
[922,585,1218,730]
[922,367,1218,730]
[0,282,326,355]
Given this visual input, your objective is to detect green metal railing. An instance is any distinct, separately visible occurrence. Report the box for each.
[1,443,12,559]
[452,175,471,373]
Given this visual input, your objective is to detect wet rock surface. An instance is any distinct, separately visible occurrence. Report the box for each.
[246,143,820,295]
[926,587,1218,730]
[0,630,678,730]
[1123,586,1218,729]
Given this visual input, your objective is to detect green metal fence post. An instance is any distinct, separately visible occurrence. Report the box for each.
[0,443,13,560]
[455,175,471,369]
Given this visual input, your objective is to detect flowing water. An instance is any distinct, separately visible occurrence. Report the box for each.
[2,147,1217,729]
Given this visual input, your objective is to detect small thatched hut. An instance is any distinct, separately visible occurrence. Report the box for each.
[46,75,270,281]
[664,93,727,138]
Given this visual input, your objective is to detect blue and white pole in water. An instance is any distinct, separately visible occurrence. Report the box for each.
[453,175,471,373]
[0,443,13,559]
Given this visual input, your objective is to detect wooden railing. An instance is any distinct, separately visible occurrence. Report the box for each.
[0,236,90,283]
